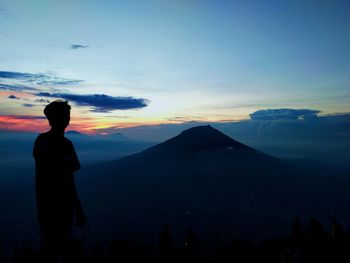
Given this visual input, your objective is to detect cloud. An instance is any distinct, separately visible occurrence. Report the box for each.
[0,83,38,91]
[36,92,149,112]
[0,71,83,86]
[34,98,50,103]
[0,115,46,120]
[22,103,34,108]
[69,44,89,50]
[165,116,205,122]
[249,108,321,121]
[8,95,19,99]
[0,115,47,133]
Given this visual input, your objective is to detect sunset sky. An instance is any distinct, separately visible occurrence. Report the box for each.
[0,0,349,134]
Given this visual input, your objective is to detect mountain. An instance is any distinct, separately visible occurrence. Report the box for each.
[66,130,84,136]
[145,125,252,153]
[108,132,125,137]
[78,125,350,243]
[112,125,278,166]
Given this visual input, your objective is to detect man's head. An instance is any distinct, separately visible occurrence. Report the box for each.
[44,100,71,130]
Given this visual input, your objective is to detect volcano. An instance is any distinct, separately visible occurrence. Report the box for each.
[78,125,350,242]
[143,125,254,153]
[110,125,277,166]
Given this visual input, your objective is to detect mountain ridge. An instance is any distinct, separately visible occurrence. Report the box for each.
[113,125,276,164]
[157,125,254,151]
[78,125,350,242]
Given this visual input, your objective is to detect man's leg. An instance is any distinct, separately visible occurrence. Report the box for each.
[40,223,62,263]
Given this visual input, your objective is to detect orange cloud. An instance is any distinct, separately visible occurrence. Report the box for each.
[0,115,132,134]
[0,115,48,132]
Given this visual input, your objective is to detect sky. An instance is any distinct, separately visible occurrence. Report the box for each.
[0,0,349,134]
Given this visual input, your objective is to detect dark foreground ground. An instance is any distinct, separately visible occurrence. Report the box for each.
[4,217,350,263]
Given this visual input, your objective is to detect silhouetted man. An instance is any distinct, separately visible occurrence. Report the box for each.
[33,100,86,262]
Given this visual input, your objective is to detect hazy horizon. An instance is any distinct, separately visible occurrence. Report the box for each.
[1,112,349,172]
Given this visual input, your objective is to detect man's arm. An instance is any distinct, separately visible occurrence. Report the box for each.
[71,177,86,226]
[68,140,86,226]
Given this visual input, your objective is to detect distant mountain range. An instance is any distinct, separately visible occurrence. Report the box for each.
[66,130,127,139]
[66,130,84,135]
[78,125,350,243]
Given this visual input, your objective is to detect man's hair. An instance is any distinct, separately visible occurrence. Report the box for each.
[44,100,71,120]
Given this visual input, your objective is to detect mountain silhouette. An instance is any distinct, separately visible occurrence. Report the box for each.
[78,125,350,243]
[114,125,276,165]
[147,125,253,152]
[66,130,84,136]
[109,132,125,137]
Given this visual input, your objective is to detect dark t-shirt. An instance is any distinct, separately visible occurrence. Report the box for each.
[33,132,81,225]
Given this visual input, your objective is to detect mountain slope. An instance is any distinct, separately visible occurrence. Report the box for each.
[78,125,350,242]
[145,125,253,153]
[111,125,277,166]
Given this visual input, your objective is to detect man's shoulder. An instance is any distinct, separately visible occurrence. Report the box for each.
[35,132,50,143]
[35,132,71,142]
[34,132,73,149]
[63,136,73,145]
[33,133,49,158]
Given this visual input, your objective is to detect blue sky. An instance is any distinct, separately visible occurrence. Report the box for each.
[0,0,349,133]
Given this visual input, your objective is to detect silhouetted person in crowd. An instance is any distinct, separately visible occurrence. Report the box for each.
[307,217,325,241]
[159,224,173,251]
[329,218,348,263]
[282,217,305,263]
[33,100,86,262]
[158,224,174,263]
[290,217,305,244]
[183,228,199,262]
[330,217,343,240]
[304,218,327,262]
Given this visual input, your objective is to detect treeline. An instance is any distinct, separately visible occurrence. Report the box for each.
[5,217,350,263]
